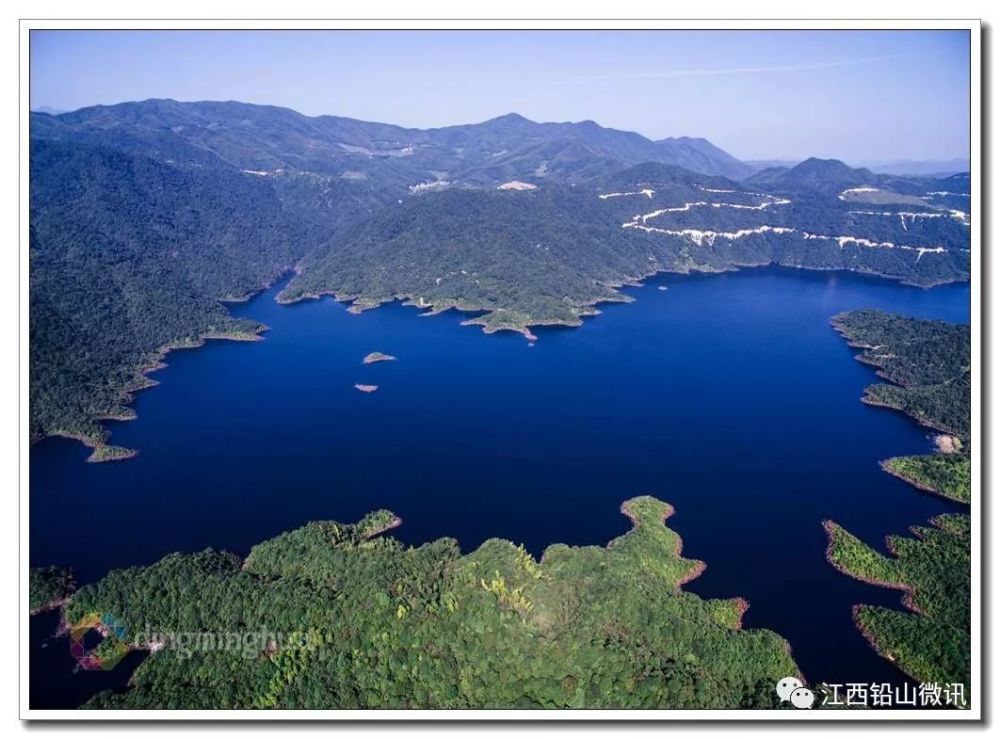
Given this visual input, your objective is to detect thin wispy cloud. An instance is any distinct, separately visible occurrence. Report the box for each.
[568,55,895,83]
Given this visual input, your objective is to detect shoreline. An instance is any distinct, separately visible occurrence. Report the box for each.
[32,264,300,459]
[846,601,960,690]
[361,515,403,540]
[37,326,269,463]
[827,311,971,684]
[831,314,969,500]
[29,596,70,618]
[821,520,923,616]
[878,459,968,504]
[830,315,967,435]
[616,498,709,592]
[39,263,969,464]
[728,597,750,631]
[281,259,967,347]
[850,604,906,674]
[859,395,959,437]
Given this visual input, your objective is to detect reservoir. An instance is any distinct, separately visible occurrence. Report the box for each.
[30,266,970,704]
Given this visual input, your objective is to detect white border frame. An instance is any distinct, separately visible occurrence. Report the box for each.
[18,17,982,722]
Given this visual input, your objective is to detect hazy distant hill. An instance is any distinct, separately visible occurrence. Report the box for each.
[31,105,68,116]
[856,158,971,177]
[31,100,752,187]
[655,136,752,179]
[743,157,875,193]
[29,99,971,452]
[746,157,971,179]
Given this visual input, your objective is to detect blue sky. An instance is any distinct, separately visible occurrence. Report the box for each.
[30,29,970,163]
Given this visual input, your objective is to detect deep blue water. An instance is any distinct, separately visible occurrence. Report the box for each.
[31,266,970,704]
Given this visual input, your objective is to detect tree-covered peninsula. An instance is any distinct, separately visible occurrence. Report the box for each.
[50,497,798,709]
[826,309,971,692]
[824,514,970,688]
[831,309,971,502]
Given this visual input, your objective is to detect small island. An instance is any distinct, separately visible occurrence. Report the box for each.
[353,384,379,393]
[362,352,396,365]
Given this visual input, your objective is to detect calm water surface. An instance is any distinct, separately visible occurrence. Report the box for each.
[31,266,970,703]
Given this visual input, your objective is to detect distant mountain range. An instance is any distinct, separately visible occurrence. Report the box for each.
[31,100,755,182]
[29,100,971,456]
[31,101,970,179]
[852,158,971,177]
[747,157,970,178]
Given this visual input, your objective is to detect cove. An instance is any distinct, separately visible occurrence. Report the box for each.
[30,266,970,703]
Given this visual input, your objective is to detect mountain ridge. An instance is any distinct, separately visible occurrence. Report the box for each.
[33,99,754,181]
[29,98,971,454]
[33,99,973,183]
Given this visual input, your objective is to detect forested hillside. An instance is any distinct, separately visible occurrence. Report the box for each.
[29,101,971,457]
[29,139,322,456]
[290,162,969,335]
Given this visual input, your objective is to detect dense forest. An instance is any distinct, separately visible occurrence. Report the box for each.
[29,139,315,456]
[29,565,76,613]
[287,164,970,339]
[824,514,970,689]
[831,309,971,500]
[30,101,971,457]
[826,310,971,692]
[881,455,971,503]
[48,497,798,709]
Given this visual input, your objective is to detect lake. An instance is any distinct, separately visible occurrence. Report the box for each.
[30,266,970,706]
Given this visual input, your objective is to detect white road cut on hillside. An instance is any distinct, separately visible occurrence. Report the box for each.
[623,220,953,260]
[604,185,963,262]
[625,194,792,224]
[847,210,969,230]
[598,189,656,200]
